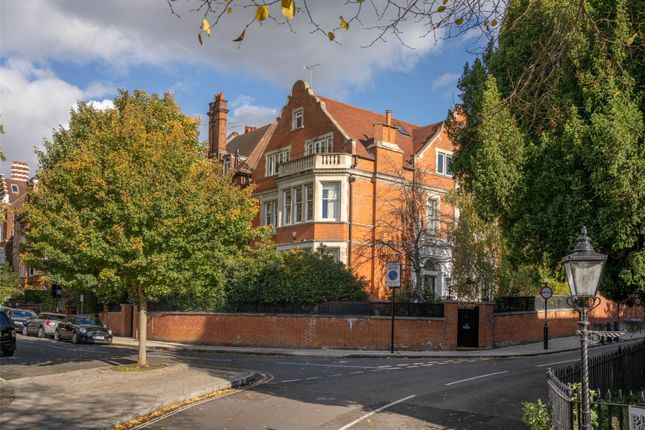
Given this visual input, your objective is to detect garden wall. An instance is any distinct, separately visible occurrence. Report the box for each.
[100,296,643,351]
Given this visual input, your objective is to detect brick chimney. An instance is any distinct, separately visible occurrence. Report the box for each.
[11,161,29,182]
[208,93,229,159]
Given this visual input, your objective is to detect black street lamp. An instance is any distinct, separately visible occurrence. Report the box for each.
[562,227,607,430]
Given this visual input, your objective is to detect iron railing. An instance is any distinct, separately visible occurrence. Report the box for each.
[547,341,645,429]
[232,301,444,318]
[554,341,645,393]
[494,296,536,313]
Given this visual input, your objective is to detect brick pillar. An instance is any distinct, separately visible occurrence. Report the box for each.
[478,302,495,349]
[120,304,133,337]
[443,301,459,350]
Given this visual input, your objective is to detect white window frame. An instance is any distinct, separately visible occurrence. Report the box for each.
[427,196,439,233]
[305,133,333,155]
[283,189,293,225]
[266,148,290,176]
[436,150,453,177]
[10,184,18,193]
[281,184,314,226]
[321,182,341,221]
[292,107,304,130]
[263,200,278,228]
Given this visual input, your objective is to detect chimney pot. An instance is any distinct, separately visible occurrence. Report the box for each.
[385,110,392,126]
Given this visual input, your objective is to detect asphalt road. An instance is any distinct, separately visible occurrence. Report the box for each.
[3,334,639,429]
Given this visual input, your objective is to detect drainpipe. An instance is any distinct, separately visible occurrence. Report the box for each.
[348,140,357,268]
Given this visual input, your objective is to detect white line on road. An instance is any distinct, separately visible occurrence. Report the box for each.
[536,359,579,368]
[275,362,381,369]
[445,371,509,386]
[349,371,364,375]
[337,395,417,430]
[280,378,303,383]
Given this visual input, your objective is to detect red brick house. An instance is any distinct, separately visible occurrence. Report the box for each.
[209,81,457,299]
[0,161,41,289]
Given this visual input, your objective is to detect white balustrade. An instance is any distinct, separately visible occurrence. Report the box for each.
[279,153,352,176]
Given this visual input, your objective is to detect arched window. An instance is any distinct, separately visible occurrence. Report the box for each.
[423,259,443,300]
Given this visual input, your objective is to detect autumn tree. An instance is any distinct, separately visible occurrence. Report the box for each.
[23,90,263,366]
[448,0,644,301]
[358,167,453,301]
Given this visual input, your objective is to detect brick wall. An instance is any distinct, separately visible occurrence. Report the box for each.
[141,313,446,351]
[103,297,643,351]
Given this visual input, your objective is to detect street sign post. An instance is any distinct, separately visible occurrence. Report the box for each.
[541,284,553,350]
[80,294,84,315]
[386,263,401,354]
[629,405,645,430]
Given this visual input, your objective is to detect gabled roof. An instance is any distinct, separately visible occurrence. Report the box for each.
[226,123,276,170]
[318,96,443,162]
[319,97,421,160]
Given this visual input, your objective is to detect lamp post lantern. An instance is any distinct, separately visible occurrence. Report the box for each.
[562,227,607,430]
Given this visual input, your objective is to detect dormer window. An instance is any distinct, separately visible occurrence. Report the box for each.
[10,185,19,193]
[305,133,333,155]
[292,108,304,130]
[437,151,453,177]
[266,148,290,176]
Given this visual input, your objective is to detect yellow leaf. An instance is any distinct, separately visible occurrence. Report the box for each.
[627,32,638,46]
[437,6,446,12]
[226,7,232,14]
[198,33,203,46]
[281,0,295,20]
[443,0,448,4]
[233,29,246,42]
[356,0,364,3]
[256,5,269,21]
[327,31,335,41]
[201,18,211,36]
[455,18,464,26]
[340,16,349,31]
[491,19,498,26]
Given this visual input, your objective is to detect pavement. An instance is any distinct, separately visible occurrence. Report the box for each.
[2,331,642,430]
[111,329,645,358]
[0,360,255,430]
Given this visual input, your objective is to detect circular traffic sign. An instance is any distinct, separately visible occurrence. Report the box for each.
[540,285,553,300]
[388,270,399,281]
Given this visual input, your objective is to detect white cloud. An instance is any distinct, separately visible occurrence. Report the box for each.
[84,82,116,99]
[86,99,115,110]
[228,96,277,133]
[432,72,460,90]
[0,60,116,175]
[0,0,445,97]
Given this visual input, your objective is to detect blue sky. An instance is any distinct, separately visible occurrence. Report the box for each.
[0,0,481,176]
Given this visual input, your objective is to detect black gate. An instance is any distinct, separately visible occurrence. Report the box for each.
[457,307,479,348]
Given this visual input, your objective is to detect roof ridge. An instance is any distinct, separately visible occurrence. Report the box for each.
[318,96,420,129]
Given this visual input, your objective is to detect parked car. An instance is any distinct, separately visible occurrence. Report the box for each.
[10,309,37,334]
[54,315,113,344]
[0,305,13,319]
[25,312,67,338]
[0,310,16,356]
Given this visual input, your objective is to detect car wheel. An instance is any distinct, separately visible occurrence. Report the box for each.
[22,326,28,336]
[54,330,61,342]
[37,327,45,338]
[72,332,79,344]
[1,349,14,357]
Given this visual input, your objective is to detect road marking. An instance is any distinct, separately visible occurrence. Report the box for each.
[330,373,345,377]
[349,371,364,375]
[305,376,321,380]
[337,395,416,430]
[275,362,381,370]
[536,359,579,368]
[280,378,303,383]
[445,371,509,386]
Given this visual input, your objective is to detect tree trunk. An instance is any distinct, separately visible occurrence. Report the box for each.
[138,292,148,367]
